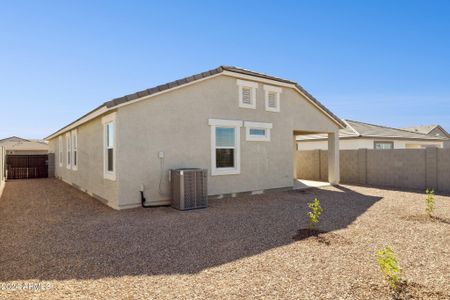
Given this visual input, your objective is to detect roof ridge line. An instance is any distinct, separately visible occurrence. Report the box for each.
[343,119,360,136]
[345,119,432,136]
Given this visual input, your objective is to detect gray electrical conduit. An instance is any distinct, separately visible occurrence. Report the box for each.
[140,186,170,208]
[140,155,170,208]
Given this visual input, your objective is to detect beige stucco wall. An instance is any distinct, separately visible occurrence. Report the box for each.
[49,116,119,208]
[0,147,5,199]
[298,138,443,150]
[116,74,340,208]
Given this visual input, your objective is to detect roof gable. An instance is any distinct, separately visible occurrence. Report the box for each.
[46,66,345,140]
[0,136,30,143]
[298,119,449,141]
[402,125,450,138]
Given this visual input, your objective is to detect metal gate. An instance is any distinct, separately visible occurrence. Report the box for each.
[6,155,48,179]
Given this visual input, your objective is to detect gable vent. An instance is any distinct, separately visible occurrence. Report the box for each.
[242,87,252,105]
[268,92,277,108]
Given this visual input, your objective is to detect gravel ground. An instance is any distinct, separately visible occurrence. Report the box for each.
[0,179,449,299]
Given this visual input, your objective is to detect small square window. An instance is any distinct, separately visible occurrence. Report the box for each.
[374,141,393,150]
[245,121,272,142]
[249,128,266,136]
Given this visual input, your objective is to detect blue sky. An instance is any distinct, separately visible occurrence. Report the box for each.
[1,0,450,139]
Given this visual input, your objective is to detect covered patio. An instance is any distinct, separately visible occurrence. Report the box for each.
[294,130,340,187]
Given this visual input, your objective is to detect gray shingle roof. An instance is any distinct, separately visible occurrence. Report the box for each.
[46,66,345,139]
[401,125,439,135]
[299,120,449,141]
[104,66,345,127]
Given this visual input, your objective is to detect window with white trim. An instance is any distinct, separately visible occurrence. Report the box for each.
[71,129,78,170]
[58,136,63,167]
[208,119,242,176]
[374,141,393,150]
[102,113,116,180]
[264,85,282,112]
[237,79,257,109]
[244,121,272,142]
[65,132,71,169]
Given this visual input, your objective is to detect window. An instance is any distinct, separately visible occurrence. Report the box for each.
[58,136,63,167]
[65,132,71,169]
[244,121,272,142]
[237,79,257,109]
[264,85,282,112]
[71,129,78,170]
[208,119,242,175]
[374,141,393,150]
[102,113,116,180]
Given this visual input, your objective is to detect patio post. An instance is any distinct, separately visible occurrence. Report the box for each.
[328,132,340,184]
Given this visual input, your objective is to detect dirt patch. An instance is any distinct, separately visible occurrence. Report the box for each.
[293,228,351,246]
[402,214,450,224]
[351,281,447,300]
[393,281,448,300]
[1,180,449,299]
[292,228,327,240]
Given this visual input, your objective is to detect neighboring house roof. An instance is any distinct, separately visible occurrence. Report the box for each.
[298,120,449,141]
[402,125,450,138]
[0,136,29,143]
[0,136,49,151]
[45,66,345,140]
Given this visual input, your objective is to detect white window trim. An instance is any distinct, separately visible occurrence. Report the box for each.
[244,121,272,142]
[58,136,63,167]
[264,84,282,112]
[71,129,78,171]
[65,132,71,169]
[237,79,257,109]
[102,112,117,181]
[208,119,243,176]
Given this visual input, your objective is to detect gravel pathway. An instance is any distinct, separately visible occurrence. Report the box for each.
[0,179,449,299]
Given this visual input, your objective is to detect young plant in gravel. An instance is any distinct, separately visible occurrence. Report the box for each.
[376,247,402,290]
[307,198,322,230]
[425,189,435,217]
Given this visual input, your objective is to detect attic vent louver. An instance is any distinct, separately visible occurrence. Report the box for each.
[268,92,277,108]
[242,87,252,105]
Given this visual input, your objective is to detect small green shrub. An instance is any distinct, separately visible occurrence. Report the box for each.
[307,198,322,229]
[376,247,402,289]
[425,189,435,217]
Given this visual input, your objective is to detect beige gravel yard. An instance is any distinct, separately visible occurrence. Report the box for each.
[0,179,449,299]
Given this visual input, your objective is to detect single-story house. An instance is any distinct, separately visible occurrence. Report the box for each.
[45,66,345,210]
[297,119,449,150]
[402,125,450,148]
[0,136,49,155]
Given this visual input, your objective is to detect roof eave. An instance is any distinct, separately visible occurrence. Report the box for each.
[45,66,346,139]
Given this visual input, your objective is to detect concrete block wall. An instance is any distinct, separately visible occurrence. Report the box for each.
[296,148,450,192]
[437,149,450,193]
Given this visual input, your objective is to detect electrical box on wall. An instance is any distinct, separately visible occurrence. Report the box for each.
[158,151,164,159]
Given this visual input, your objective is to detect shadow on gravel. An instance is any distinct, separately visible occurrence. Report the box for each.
[292,229,352,246]
[0,179,381,281]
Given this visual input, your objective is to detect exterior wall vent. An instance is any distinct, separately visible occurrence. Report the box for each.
[170,168,208,210]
